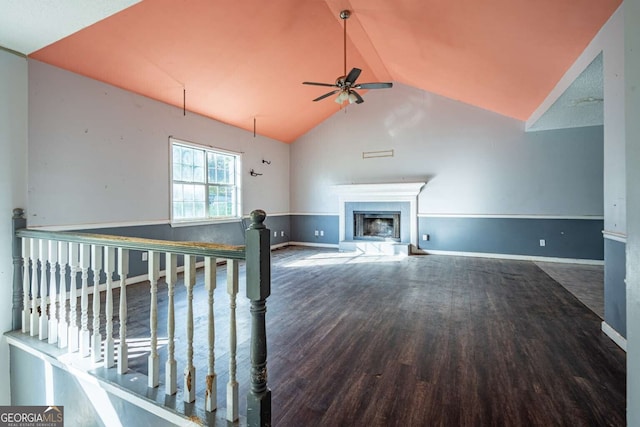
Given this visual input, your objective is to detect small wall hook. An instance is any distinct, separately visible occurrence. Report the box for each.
[262,159,271,165]
[250,169,263,177]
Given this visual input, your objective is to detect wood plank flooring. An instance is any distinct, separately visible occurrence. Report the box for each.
[101,247,626,426]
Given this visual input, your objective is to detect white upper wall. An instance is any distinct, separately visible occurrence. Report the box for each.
[28,60,290,227]
[0,49,28,404]
[291,82,603,217]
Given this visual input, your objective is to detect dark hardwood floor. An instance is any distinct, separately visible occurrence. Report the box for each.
[101,247,625,426]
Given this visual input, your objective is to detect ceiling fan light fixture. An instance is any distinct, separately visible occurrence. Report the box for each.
[335,91,349,104]
[348,92,358,104]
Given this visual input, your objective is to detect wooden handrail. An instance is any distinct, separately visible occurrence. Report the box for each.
[16,229,246,260]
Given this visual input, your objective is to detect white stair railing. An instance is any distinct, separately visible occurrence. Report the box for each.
[29,238,38,336]
[183,253,196,403]
[117,248,129,375]
[148,250,160,388]
[57,241,68,349]
[38,239,48,341]
[68,242,80,353]
[165,252,177,395]
[104,247,116,368]
[13,209,271,427]
[91,244,103,363]
[47,239,58,345]
[204,256,217,412]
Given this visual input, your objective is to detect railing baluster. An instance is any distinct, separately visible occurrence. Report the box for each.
[68,242,80,353]
[21,238,30,334]
[91,245,103,362]
[48,240,58,344]
[227,259,239,422]
[29,238,38,337]
[205,256,217,412]
[165,253,178,395]
[148,251,160,388]
[117,248,129,374]
[38,239,49,341]
[104,247,116,368]
[57,241,69,349]
[184,254,196,403]
[79,243,91,357]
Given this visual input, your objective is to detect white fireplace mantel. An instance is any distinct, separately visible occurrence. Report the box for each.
[332,182,426,252]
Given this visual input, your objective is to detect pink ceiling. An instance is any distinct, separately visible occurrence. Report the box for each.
[30,0,621,143]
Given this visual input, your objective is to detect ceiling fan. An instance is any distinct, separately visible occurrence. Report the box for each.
[302,10,393,105]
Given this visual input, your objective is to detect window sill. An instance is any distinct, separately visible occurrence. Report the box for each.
[170,217,243,228]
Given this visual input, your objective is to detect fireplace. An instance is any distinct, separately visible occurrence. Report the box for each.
[332,182,426,254]
[354,211,400,241]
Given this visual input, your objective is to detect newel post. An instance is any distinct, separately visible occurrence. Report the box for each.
[245,209,272,427]
[12,208,27,331]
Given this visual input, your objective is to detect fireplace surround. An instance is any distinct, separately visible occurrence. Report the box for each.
[332,182,426,254]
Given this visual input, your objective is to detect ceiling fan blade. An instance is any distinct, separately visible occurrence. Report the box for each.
[355,82,393,89]
[345,68,361,85]
[351,90,364,104]
[313,90,341,102]
[303,81,338,87]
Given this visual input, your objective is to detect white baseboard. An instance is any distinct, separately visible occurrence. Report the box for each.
[421,249,604,265]
[601,321,627,351]
[288,241,339,249]
[270,242,290,250]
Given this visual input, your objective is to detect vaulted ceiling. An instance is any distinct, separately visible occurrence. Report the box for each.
[1,0,621,143]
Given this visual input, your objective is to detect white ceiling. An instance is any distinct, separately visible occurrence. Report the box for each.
[528,53,604,132]
[0,0,140,55]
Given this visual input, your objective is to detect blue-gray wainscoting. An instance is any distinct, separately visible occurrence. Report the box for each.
[72,215,603,280]
[417,217,604,260]
[289,215,339,246]
[604,237,626,338]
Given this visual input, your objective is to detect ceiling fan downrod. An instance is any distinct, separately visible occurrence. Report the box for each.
[340,10,350,78]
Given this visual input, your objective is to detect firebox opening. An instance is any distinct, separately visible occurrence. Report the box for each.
[354,211,401,241]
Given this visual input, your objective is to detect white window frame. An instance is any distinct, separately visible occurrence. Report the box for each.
[169,137,242,226]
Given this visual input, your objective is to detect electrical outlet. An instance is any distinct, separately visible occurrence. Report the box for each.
[539,239,546,247]
[142,252,148,261]
[274,231,277,237]
[422,234,429,241]
[314,230,319,236]
[281,231,285,237]
[320,230,324,237]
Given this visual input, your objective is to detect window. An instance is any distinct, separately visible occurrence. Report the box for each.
[171,139,241,222]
